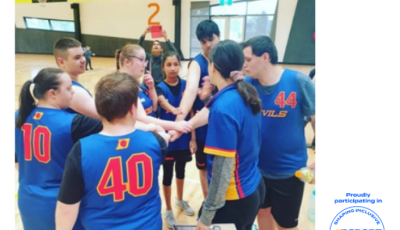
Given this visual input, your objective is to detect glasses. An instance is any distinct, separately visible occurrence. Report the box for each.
[127,55,148,66]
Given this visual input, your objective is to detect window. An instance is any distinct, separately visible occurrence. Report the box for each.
[50,20,75,32]
[247,0,277,15]
[190,2,210,58]
[210,2,247,15]
[24,17,75,32]
[25,18,51,30]
[245,15,273,40]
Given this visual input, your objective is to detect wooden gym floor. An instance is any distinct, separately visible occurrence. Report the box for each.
[14,54,316,230]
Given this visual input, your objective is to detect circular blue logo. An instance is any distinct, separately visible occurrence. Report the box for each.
[330,206,385,230]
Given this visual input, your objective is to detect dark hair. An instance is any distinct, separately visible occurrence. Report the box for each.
[161,51,181,79]
[209,40,261,114]
[53,37,82,61]
[196,20,220,42]
[95,72,140,122]
[309,68,315,80]
[243,36,278,64]
[115,44,143,70]
[16,68,65,128]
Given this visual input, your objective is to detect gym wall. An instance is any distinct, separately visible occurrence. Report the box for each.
[15,0,315,65]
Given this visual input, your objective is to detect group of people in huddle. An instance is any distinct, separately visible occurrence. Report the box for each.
[15,19,315,230]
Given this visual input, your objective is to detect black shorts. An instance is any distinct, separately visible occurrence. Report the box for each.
[261,175,305,228]
[165,149,192,162]
[198,178,266,230]
[195,141,207,170]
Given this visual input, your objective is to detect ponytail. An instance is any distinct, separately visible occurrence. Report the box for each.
[115,49,122,70]
[16,67,64,128]
[236,81,261,115]
[16,80,36,128]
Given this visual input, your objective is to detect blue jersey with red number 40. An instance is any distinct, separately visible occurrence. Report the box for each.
[79,130,163,230]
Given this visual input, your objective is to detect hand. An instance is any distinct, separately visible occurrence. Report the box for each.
[168,130,182,142]
[171,107,183,115]
[197,76,213,100]
[162,30,168,40]
[145,123,158,132]
[196,220,213,230]
[308,162,315,184]
[144,26,151,35]
[190,139,197,155]
[143,71,155,90]
[157,130,170,143]
[174,120,193,133]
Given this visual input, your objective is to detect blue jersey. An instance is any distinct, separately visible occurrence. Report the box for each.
[157,78,191,151]
[77,130,164,230]
[192,54,211,142]
[245,69,308,174]
[65,81,92,114]
[14,107,102,230]
[139,84,155,117]
[204,83,262,200]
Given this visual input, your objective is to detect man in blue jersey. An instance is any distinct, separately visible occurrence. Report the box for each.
[242,36,315,230]
[55,72,169,230]
[53,37,99,118]
[172,20,220,199]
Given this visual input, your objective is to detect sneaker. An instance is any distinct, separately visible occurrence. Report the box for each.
[175,199,195,216]
[164,210,176,229]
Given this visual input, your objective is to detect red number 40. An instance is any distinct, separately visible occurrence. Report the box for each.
[97,153,153,202]
[274,92,297,108]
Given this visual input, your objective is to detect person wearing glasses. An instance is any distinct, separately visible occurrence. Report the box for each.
[115,44,193,133]
[138,27,178,86]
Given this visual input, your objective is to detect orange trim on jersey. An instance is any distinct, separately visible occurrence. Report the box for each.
[145,107,153,115]
[234,153,245,199]
[204,146,236,157]
[116,138,130,150]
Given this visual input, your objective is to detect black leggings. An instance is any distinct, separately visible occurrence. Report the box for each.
[198,178,266,230]
[162,150,191,186]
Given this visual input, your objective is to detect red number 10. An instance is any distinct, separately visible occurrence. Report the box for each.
[97,153,153,202]
[21,124,51,163]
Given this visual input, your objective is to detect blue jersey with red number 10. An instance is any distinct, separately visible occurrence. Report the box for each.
[79,130,163,230]
[15,108,84,230]
[245,69,307,174]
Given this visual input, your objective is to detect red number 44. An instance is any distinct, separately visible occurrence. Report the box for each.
[274,92,297,108]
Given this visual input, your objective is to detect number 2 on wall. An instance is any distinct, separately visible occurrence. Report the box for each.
[148,3,160,25]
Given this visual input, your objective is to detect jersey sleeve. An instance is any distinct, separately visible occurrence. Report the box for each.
[155,86,164,97]
[204,109,238,158]
[57,141,85,204]
[71,115,103,143]
[297,72,315,117]
[151,132,168,163]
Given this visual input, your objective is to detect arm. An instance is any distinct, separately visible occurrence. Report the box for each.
[69,86,100,119]
[188,107,209,129]
[71,115,103,143]
[56,142,84,230]
[162,30,177,53]
[138,26,150,46]
[158,95,178,114]
[137,97,192,133]
[175,61,201,121]
[143,73,158,112]
[189,110,197,154]
[199,156,233,226]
